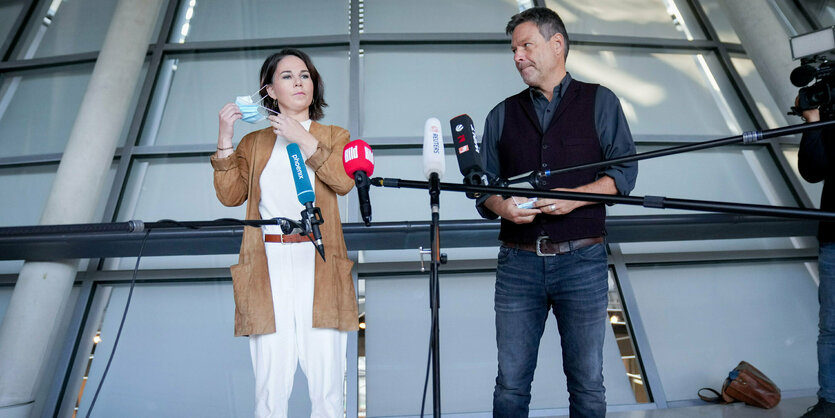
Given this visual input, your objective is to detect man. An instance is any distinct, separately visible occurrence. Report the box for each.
[477,7,637,417]
[798,104,835,418]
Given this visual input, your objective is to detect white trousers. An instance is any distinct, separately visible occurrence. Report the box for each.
[249,240,348,418]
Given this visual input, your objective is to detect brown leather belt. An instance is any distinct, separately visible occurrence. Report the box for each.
[503,236,604,256]
[264,233,313,244]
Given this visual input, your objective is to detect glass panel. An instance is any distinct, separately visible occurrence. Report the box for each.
[362,44,520,139]
[367,149,480,222]
[619,237,815,255]
[0,261,24,275]
[362,45,752,139]
[110,156,245,270]
[0,161,116,271]
[0,164,57,227]
[697,0,742,43]
[0,65,92,157]
[0,162,117,225]
[805,0,835,27]
[363,271,637,415]
[771,0,814,35]
[628,260,819,401]
[731,56,790,129]
[568,48,750,136]
[146,48,349,146]
[363,0,703,39]
[610,145,798,215]
[0,0,25,44]
[15,0,162,59]
[608,269,650,403]
[0,62,146,158]
[612,145,804,253]
[172,0,348,42]
[358,247,500,264]
[545,0,705,39]
[0,284,13,324]
[362,0,518,34]
[111,155,354,270]
[356,147,488,263]
[73,281,315,417]
[782,144,824,209]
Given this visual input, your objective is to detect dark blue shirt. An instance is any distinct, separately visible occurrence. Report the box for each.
[477,73,638,218]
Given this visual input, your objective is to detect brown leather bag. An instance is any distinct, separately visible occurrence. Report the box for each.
[698,361,781,409]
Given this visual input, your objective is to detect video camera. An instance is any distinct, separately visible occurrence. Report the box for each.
[789,27,835,119]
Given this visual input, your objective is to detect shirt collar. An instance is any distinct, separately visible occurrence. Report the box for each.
[529,72,573,102]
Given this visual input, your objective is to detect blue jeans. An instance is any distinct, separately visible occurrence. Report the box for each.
[819,242,835,402]
[493,243,609,418]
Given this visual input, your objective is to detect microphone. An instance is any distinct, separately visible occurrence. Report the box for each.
[790,64,817,87]
[286,143,326,261]
[423,117,444,215]
[423,117,445,180]
[343,139,375,226]
[450,114,488,198]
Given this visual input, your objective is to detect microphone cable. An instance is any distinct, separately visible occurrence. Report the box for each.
[84,227,150,418]
[419,314,435,418]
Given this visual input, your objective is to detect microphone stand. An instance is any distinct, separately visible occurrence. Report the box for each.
[508,118,835,187]
[427,172,443,418]
[371,178,835,221]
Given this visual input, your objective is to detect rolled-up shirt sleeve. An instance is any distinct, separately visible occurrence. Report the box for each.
[594,86,638,196]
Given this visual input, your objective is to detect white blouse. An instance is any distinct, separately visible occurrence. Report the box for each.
[259,119,314,235]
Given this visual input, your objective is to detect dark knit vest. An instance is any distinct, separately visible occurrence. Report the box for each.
[498,81,606,243]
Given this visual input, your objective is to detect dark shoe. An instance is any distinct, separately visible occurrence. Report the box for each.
[802,399,835,417]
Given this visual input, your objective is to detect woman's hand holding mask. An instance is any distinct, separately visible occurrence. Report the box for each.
[269,114,319,157]
[217,102,242,158]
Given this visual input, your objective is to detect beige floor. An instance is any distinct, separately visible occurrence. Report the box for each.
[602,396,817,418]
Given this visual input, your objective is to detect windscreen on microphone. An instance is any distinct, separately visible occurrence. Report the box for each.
[287,143,315,205]
[343,139,374,226]
[423,117,445,180]
[450,114,482,176]
[343,139,375,177]
[791,64,817,87]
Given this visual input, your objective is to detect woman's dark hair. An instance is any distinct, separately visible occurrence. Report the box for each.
[259,48,328,121]
[506,7,570,60]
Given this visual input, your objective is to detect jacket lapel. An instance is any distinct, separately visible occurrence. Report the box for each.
[248,128,276,221]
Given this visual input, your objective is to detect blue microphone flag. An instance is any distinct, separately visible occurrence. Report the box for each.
[286,143,315,205]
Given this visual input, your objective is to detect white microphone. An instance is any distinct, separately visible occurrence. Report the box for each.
[423,117,445,180]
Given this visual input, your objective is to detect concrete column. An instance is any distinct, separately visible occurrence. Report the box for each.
[0,0,164,416]
[722,0,800,113]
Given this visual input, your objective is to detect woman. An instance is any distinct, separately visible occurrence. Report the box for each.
[211,48,358,418]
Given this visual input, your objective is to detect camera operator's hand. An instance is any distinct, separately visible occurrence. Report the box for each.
[796,95,820,122]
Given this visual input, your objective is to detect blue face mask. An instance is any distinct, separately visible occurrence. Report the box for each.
[235,86,278,124]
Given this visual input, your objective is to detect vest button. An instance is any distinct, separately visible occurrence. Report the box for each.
[542,163,548,168]
[542,144,549,150]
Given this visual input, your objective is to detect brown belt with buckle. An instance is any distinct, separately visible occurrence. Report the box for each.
[264,233,313,244]
[503,236,604,256]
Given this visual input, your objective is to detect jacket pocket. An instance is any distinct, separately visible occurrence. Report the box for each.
[229,263,252,316]
[333,255,355,282]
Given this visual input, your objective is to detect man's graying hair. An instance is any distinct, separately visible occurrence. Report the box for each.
[505,7,570,60]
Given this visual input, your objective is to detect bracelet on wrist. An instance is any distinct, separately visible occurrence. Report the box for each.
[217,146,233,151]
